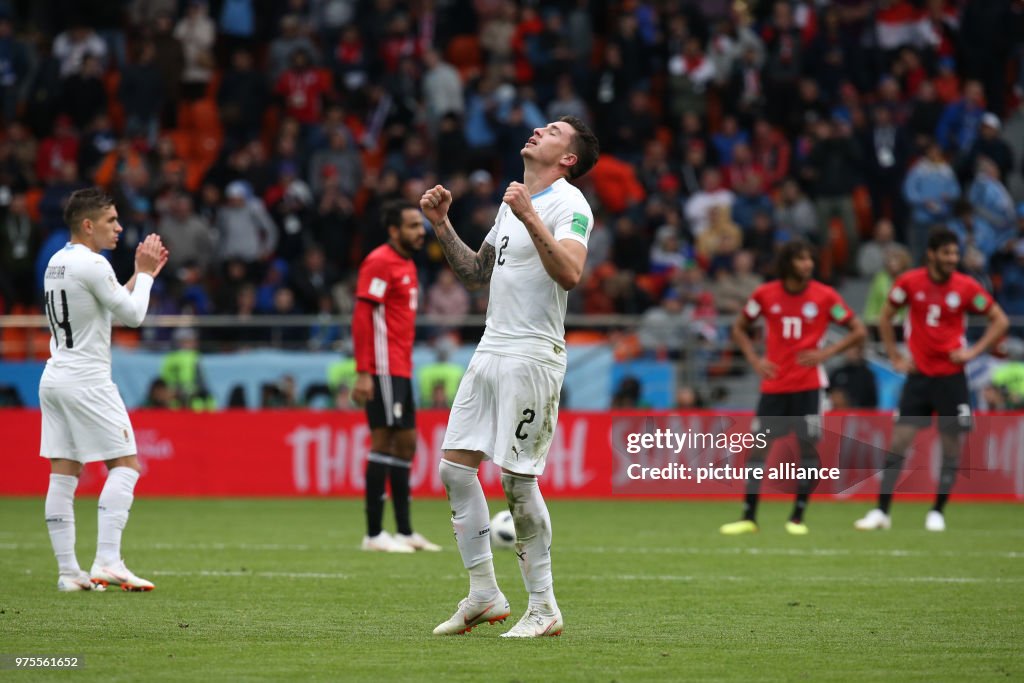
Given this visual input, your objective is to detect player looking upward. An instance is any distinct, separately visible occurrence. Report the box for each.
[722,239,866,535]
[421,116,599,637]
[40,187,167,591]
[855,227,1008,531]
[351,201,441,553]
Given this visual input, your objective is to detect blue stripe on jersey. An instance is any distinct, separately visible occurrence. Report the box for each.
[531,186,554,200]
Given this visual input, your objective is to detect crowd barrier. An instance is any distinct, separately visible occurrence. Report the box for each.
[2,410,1022,499]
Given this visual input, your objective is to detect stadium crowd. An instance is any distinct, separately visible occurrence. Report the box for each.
[0,0,1022,357]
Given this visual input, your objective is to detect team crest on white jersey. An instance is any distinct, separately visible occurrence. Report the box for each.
[945,292,960,309]
[802,302,818,319]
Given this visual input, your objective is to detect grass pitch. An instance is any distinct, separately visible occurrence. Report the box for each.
[0,498,1020,682]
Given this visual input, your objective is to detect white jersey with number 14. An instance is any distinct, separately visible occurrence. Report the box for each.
[41,243,153,384]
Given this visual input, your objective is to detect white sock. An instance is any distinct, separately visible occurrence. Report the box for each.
[439,459,499,602]
[501,473,557,611]
[96,467,140,566]
[45,473,80,574]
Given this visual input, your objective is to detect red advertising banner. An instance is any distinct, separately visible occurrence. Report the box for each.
[1,410,1021,498]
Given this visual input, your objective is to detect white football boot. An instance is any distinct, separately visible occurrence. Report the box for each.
[854,509,892,531]
[394,532,442,552]
[500,603,563,638]
[57,570,105,592]
[90,560,155,591]
[360,531,415,553]
[433,594,511,635]
[925,510,946,532]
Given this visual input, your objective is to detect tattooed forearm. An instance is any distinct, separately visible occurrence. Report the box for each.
[436,223,495,290]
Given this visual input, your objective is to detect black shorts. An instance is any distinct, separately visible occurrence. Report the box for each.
[896,372,972,434]
[366,376,416,430]
[753,389,822,442]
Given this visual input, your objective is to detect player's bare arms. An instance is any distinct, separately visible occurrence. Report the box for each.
[420,184,496,290]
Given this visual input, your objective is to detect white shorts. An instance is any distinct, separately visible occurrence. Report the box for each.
[39,382,137,463]
[442,352,563,476]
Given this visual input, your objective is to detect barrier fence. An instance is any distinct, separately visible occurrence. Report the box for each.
[3,410,1022,499]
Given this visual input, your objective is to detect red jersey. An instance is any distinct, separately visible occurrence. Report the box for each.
[743,280,854,394]
[353,244,418,378]
[274,68,331,125]
[888,268,992,377]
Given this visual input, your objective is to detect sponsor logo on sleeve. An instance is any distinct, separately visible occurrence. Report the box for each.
[831,303,848,322]
[890,286,906,304]
[972,293,988,310]
[744,299,761,318]
[368,277,387,298]
[570,212,589,238]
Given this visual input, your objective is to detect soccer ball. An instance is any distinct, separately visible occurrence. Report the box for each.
[490,510,517,549]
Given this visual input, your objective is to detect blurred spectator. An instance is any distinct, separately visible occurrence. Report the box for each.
[37,116,80,186]
[0,12,29,124]
[157,193,214,274]
[773,177,816,243]
[667,36,715,119]
[591,154,645,216]
[803,118,862,264]
[638,292,689,359]
[290,245,339,314]
[710,250,762,315]
[863,244,910,328]
[997,241,1024,329]
[857,219,897,277]
[611,376,643,409]
[426,268,470,318]
[53,23,107,78]
[674,385,704,409]
[275,48,331,127]
[862,105,910,228]
[144,378,174,408]
[174,0,217,101]
[727,143,772,231]
[828,343,877,409]
[268,14,319,82]
[649,225,689,275]
[967,158,1016,259]
[935,79,985,158]
[152,12,185,128]
[218,49,268,146]
[902,140,959,264]
[308,125,361,196]
[422,48,463,130]
[685,168,734,238]
[696,205,742,268]
[216,180,278,274]
[963,114,1014,183]
[906,80,944,151]
[119,42,165,145]
[0,190,41,311]
[751,119,790,190]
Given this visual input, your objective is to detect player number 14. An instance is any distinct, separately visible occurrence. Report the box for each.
[782,316,802,339]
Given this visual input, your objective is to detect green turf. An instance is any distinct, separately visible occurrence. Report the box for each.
[0,497,1020,682]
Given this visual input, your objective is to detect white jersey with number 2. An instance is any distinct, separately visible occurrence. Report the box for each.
[476,178,594,371]
[41,243,153,384]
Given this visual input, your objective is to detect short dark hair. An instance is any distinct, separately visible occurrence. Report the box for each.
[64,187,115,232]
[382,200,418,232]
[776,238,814,281]
[560,116,599,180]
[927,226,959,252]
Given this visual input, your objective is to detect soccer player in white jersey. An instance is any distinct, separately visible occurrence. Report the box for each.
[40,188,168,592]
[421,116,599,638]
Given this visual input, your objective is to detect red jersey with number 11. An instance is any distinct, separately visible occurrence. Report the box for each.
[888,268,992,377]
[353,244,417,378]
[743,280,854,394]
